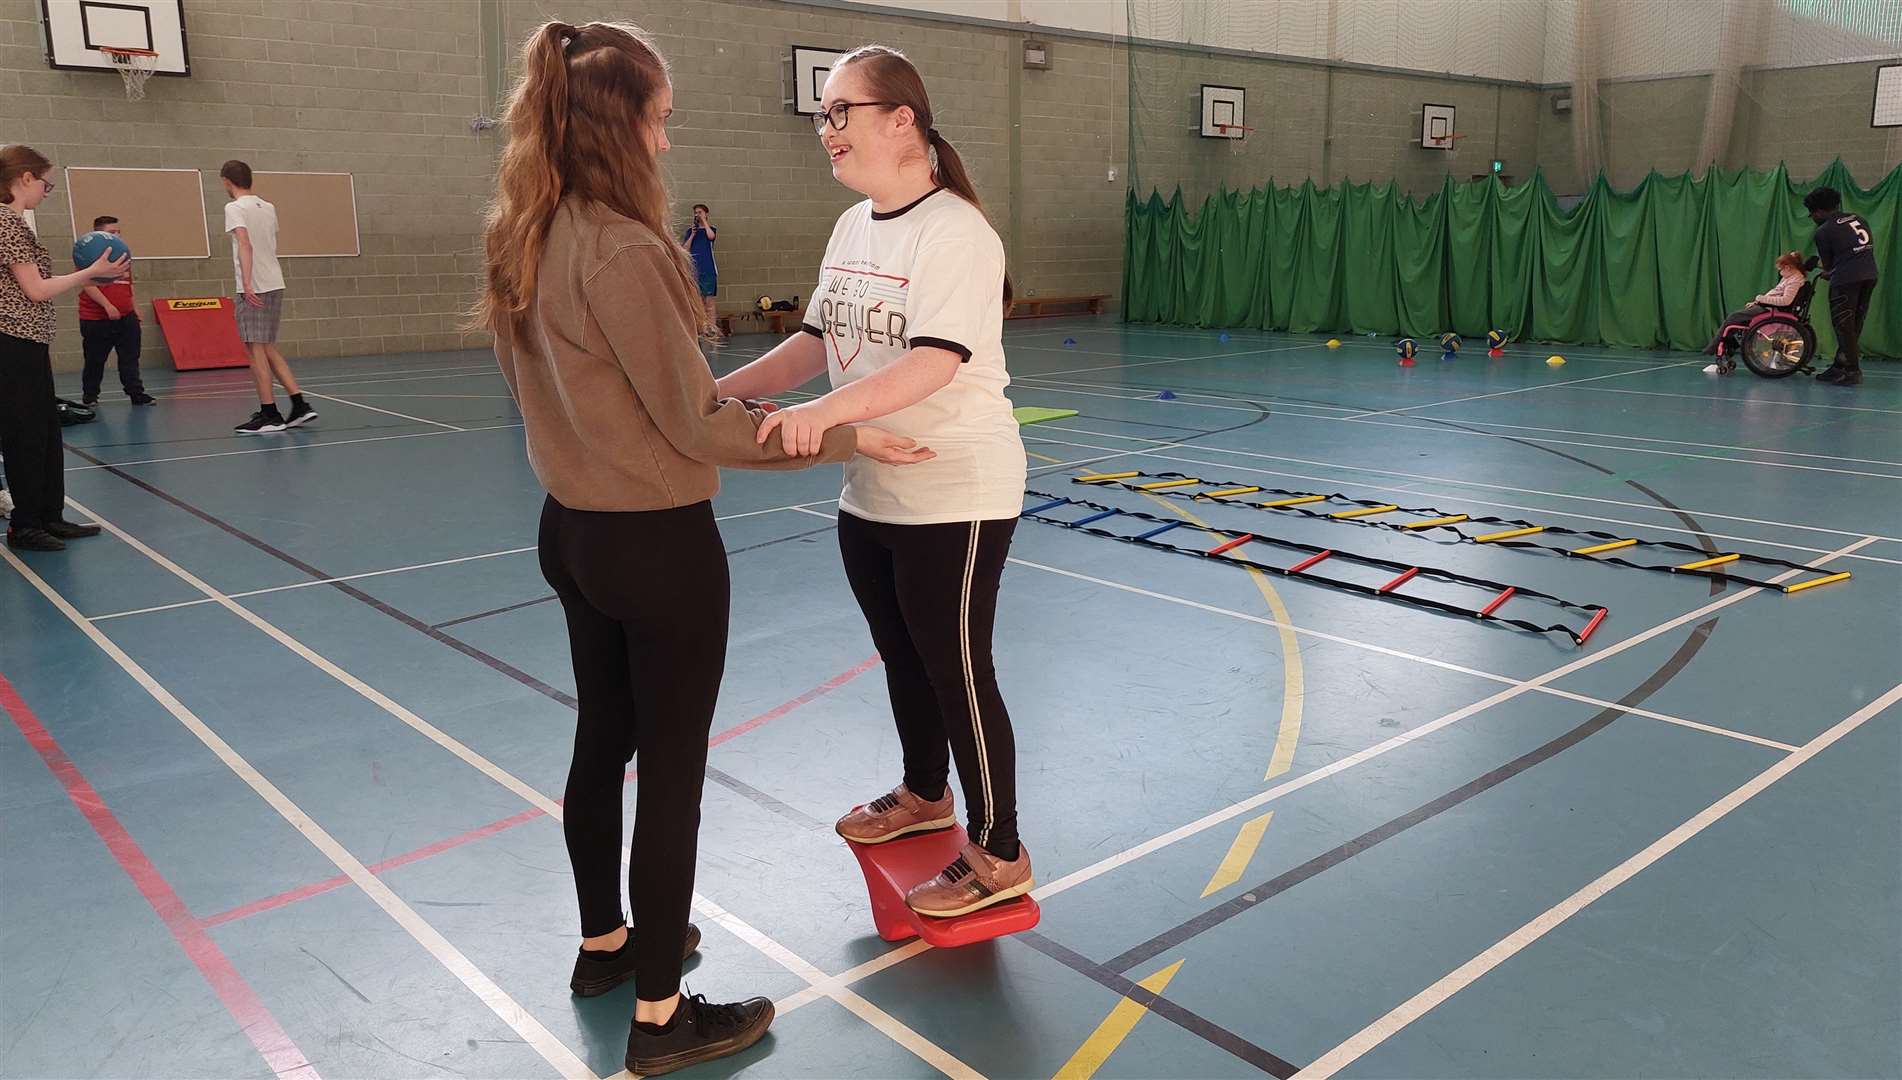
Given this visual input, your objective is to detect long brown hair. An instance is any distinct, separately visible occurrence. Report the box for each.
[0,145,52,205]
[475,21,700,338]
[833,45,1013,309]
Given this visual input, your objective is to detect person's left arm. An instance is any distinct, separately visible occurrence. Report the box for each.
[758,232,999,455]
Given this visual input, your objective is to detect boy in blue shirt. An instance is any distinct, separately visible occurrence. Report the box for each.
[1803,186,1878,387]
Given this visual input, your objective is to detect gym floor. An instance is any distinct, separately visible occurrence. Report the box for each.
[4,317,1897,1080]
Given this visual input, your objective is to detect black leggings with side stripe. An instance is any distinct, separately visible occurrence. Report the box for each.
[837,510,1020,859]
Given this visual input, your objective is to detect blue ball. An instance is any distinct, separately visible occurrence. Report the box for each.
[1486,329,1508,349]
[1439,332,1462,352]
[73,230,131,282]
[1396,338,1417,359]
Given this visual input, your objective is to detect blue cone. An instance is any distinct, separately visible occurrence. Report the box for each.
[1219,332,1231,343]
[1156,390,1177,400]
[1063,337,1077,347]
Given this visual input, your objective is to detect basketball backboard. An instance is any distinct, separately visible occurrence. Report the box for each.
[1200,84,1245,138]
[40,0,189,77]
[1874,64,1901,128]
[788,45,844,116]
[1421,102,1457,149]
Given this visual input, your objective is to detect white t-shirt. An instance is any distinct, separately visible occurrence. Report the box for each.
[224,195,286,293]
[803,189,1026,525]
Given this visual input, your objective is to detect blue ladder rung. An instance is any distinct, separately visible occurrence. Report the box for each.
[1071,508,1123,527]
[1022,497,1071,517]
[1134,521,1184,541]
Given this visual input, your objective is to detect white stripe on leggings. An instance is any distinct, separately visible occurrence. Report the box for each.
[958,521,995,847]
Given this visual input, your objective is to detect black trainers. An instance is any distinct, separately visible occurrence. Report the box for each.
[1816,366,1861,386]
[569,923,703,997]
[80,396,99,407]
[235,410,287,435]
[7,527,65,552]
[625,993,774,1077]
[44,520,102,540]
[130,393,157,406]
[285,401,319,428]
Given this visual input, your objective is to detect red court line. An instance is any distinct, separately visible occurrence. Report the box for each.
[198,655,881,928]
[0,672,321,1080]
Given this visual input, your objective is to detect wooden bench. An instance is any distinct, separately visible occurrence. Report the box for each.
[717,310,801,337]
[1007,294,1108,319]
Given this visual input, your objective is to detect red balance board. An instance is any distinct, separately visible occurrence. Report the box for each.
[152,297,248,371]
[846,826,1040,947]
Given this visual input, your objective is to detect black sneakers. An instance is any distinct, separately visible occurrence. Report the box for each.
[235,410,287,435]
[625,993,774,1077]
[44,520,103,540]
[130,393,157,406]
[285,400,319,427]
[569,923,703,997]
[6,527,64,551]
[1815,366,1862,386]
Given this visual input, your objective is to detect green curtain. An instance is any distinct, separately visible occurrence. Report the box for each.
[1124,160,1901,359]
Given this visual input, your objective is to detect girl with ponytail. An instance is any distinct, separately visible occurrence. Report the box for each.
[718,45,1035,918]
[478,22,927,1076]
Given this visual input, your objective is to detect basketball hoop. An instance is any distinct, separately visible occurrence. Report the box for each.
[98,46,159,100]
[1430,132,1469,152]
[1215,123,1254,155]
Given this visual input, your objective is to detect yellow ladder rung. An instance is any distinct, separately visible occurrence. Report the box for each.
[1476,525,1545,543]
[1075,471,1140,483]
[1258,495,1326,508]
[1202,486,1262,499]
[1572,538,1638,556]
[1138,477,1202,490]
[1403,514,1468,530]
[1677,553,1741,571]
[1331,504,1399,519]
[1783,571,1851,594]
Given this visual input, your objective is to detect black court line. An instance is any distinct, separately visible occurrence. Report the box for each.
[1105,616,1725,975]
[430,523,844,630]
[1017,931,1299,1078]
[62,443,825,834]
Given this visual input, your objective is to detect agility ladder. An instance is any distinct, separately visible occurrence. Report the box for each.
[1069,471,1851,595]
[1022,490,1609,646]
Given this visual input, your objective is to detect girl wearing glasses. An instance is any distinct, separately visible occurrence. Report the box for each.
[717,45,1033,918]
[1,145,128,552]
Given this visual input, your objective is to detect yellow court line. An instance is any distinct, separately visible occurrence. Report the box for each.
[1052,960,1186,1080]
[1027,450,1064,464]
[1201,811,1274,897]
[1138,493,1304,781]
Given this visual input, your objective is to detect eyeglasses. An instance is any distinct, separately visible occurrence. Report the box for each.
[35,176,54,195]
[811,101,898,135]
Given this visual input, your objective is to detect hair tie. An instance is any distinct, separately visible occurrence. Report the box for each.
[927,127,940,142]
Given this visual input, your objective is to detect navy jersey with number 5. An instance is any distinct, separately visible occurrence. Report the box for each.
[1812,212,1878,285]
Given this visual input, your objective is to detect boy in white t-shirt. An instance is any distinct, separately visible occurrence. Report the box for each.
[221,160,316,434]
[717,45,1034,918]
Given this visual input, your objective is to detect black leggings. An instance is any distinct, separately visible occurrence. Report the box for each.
[837,511,1020,858]
[1828,279,1876,372]
[539,496,727,1002]
[0,333,62,531]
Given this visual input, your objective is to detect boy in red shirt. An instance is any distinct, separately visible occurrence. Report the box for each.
[78,215,155,406]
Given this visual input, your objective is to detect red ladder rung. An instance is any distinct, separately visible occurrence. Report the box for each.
[1578,608,1609,644]
[1377,567,1420,594]
[1288,550,1333,574]
[1207,533,1254,556]
[1479,586,1516,617]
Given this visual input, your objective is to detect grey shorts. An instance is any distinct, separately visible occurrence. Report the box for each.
[236,289,284,343]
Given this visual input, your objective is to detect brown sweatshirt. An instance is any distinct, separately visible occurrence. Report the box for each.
[495,199,853,511]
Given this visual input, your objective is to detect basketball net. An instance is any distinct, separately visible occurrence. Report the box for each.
[99,46,158,100]
[1216,123,1253,156]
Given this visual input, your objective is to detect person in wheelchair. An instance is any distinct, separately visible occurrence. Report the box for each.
[1704,250,1808,372]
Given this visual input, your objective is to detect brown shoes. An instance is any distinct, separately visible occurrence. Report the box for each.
[904,841,1034,918]
[835,784,956,845]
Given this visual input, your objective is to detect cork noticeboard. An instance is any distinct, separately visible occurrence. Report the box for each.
[249,172,360,258]
[63,167,210,259]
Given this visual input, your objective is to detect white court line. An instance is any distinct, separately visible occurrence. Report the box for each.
[1297,678,1902,1079]
[1565,384,1902,416]
[64,422,525,473]
[785,506,1797,754]
[160,364,501,400]
[1015,535,1876,904]
[1026,341,1321,380]
[1009,379,1902,480]
[304,391,465,431]
[1341,362,1697,419]
[50,496,969,1080]
[1,540,597,1080]
[83,498,847,622]
[1012,375,1902,471]
[1017,429,1902,567]
[1020,423,1902,543]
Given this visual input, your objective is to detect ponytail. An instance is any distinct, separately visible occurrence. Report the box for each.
[926,127,1013,309]
[473,21,575,337]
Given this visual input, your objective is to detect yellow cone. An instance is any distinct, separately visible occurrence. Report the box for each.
[1546,355,1566,366]
[1325,338,1341,348]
